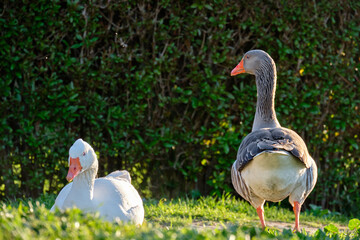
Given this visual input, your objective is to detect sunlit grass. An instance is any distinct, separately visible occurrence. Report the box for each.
[0,194,359,239]
[145,195,349,229]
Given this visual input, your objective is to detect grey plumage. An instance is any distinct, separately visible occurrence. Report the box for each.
[230,49,317,231]
[234,127,311,172]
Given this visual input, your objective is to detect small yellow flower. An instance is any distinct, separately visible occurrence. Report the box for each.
[203,139,211,146]
[201,159,208,166]
[299,68,304,76]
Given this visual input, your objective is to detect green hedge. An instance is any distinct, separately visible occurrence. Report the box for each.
[1,0,359,214]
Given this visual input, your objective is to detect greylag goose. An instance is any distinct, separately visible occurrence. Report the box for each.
[230,50,317,232]
[51,139,144,225]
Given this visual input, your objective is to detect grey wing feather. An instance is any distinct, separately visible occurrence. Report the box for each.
[235,127,311,171]
[257,140,275,150]
[271,128,286,139]
[248,142,259,155]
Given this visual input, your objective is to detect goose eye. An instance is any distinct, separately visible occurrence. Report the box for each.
[246,56,250,59]
[82,152,86,156]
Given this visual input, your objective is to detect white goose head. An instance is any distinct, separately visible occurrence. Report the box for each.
[66,139,98,182]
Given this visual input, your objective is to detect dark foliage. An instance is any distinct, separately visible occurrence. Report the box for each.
[1,0,359,215]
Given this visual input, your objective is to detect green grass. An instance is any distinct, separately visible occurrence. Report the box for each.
[145,196,349,228]
[1,194,359,239]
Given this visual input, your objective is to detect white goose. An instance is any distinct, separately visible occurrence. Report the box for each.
[230,50,317,232]
[51,139,144,225]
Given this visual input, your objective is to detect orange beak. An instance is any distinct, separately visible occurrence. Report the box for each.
[231,58,246,76]
[66,157,82,182]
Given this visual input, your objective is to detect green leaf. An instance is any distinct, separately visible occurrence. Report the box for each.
[184,90,192,95]
[324,224,339,234]
[163,143,173,148]
[90,37,99,43]
[226,93,235,100]
[349,218,360,231]
[71,42,83,49]
[223,144,229,154]
[204,4,213,10]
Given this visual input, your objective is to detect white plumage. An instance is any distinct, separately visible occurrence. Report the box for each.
[51,139,144,225]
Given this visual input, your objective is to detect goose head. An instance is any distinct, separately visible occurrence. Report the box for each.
[66,139,98,182]
[231,50,274,76]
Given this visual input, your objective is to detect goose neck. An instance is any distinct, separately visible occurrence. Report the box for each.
[252,63,280,131]
[72,167,97,199]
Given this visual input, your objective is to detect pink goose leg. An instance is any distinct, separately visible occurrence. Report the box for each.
[293,201,301,232]
[256,205,266,229]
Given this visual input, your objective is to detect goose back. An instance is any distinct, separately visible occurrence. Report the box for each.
[234,127,311,172]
